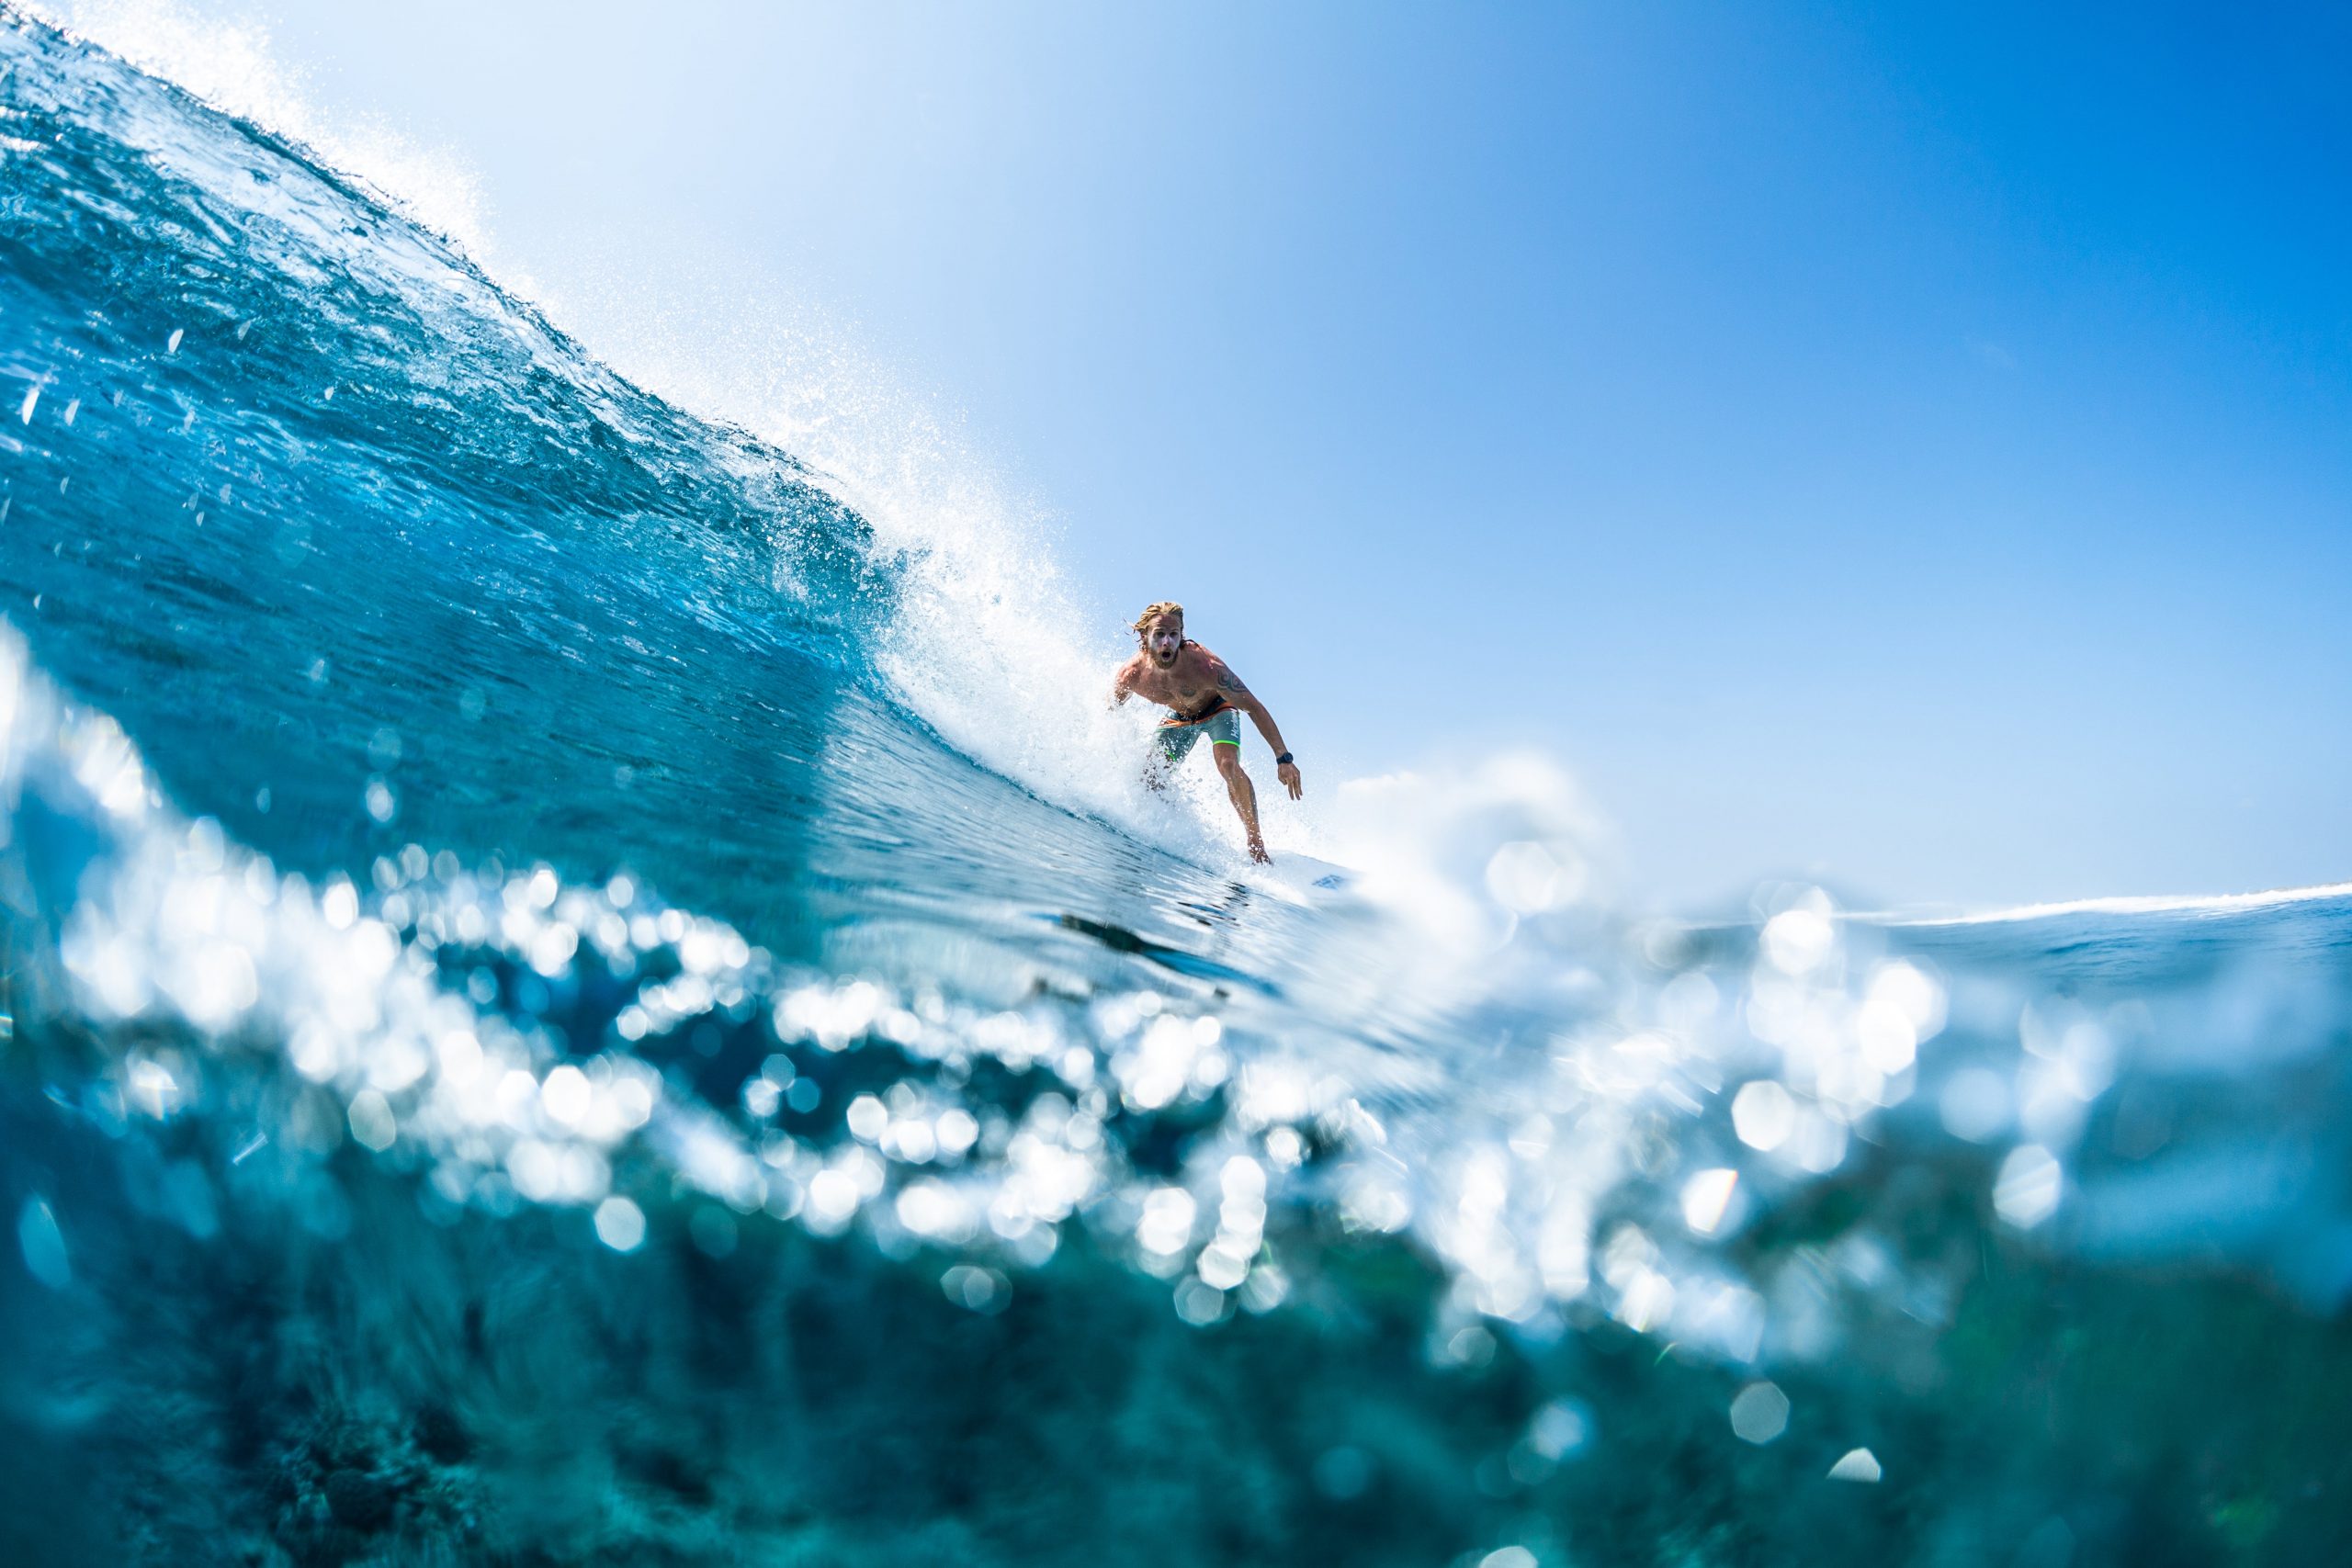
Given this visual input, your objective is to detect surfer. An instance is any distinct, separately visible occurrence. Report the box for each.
[1111,601,1302,863]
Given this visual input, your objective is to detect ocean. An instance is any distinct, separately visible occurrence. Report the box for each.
[4,10,2351,1564]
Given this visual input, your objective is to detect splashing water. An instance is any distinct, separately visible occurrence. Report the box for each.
[5,11,2352,1565]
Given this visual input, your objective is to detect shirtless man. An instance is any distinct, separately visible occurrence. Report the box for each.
[1111,601,1302,863]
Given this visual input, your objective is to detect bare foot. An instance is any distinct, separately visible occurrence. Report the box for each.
[1249,840,1272,864]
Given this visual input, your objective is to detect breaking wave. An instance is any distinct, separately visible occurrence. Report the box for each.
[6,10,2351,1564]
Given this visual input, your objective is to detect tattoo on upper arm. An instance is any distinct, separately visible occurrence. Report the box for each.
[1216,667,1250,694]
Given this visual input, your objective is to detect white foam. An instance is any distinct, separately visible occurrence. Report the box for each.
[1882,882,2352,928]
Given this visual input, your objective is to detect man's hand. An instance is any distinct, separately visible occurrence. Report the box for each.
[1277,760,1302,800]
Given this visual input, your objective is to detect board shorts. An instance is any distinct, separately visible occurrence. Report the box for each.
[1157,703,1241,766]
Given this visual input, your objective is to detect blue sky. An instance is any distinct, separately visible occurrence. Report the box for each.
[142,0,2352,908]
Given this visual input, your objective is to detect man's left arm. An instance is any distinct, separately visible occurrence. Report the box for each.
[1216,663,1303,800]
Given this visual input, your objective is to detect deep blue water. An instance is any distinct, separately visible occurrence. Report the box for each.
[5,11,2352,1565]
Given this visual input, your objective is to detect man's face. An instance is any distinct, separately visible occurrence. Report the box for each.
[1143,615,1183,666]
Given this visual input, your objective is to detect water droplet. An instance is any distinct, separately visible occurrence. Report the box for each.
[347,1090,397,1153]
[17,1198,70,1290]
[1827,1447,1882,1483]
[1994,1144,2063,1228]
[594,1196,646,1252]
[1730,1381,1790,1443]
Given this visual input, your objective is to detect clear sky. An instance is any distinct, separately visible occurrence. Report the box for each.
[81,0,2352,909]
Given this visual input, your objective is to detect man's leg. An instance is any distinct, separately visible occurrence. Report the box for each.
[1213,744,1268,863]
[1148,725,1195,792]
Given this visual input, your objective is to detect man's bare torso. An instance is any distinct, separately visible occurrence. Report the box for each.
[1118,641,1236,721]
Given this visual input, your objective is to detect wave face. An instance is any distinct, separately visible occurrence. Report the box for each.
[6,13,2352,1565]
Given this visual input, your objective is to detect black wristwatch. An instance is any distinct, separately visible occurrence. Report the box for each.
[1275,752,1295,766]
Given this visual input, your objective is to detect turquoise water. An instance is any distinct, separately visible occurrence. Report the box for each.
[5,11,2352,1564]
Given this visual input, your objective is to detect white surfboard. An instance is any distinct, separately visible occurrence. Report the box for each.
[1248,852,1360,901]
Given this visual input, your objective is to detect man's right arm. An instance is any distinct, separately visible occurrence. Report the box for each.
[1110,658,1137,705]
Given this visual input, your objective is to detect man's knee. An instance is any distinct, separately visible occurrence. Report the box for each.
[1214,747,1245,781]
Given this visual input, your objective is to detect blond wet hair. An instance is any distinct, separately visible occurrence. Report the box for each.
[1132,600,1184,634]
